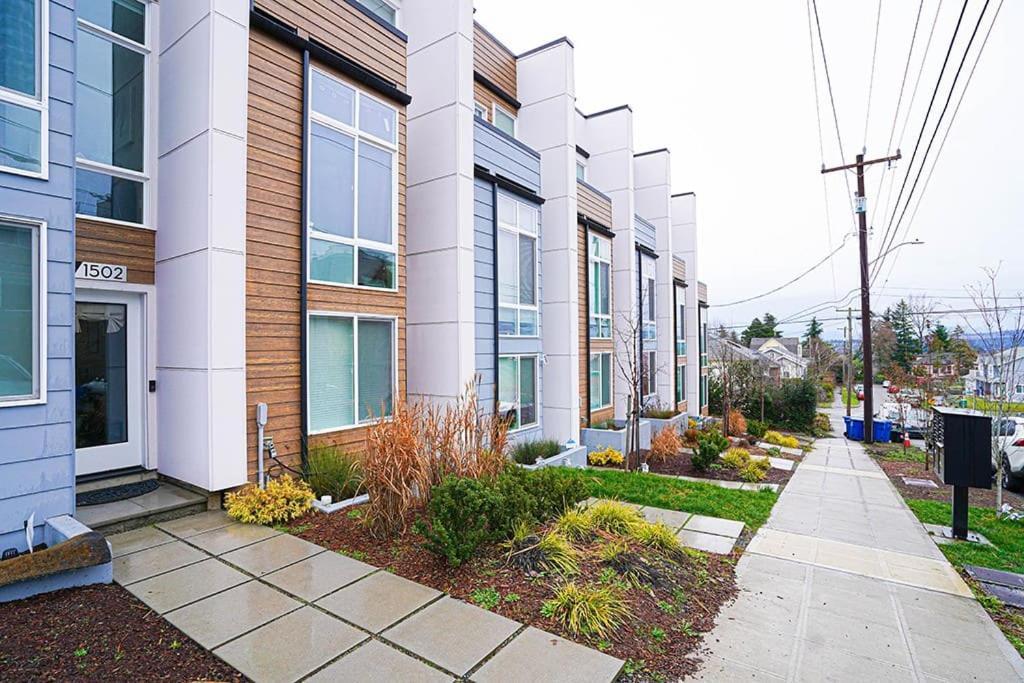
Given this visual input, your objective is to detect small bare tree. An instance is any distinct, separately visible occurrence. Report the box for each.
[962,265,1024,511]
[907,294,938,353]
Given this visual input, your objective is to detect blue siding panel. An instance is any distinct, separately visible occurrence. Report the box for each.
[0,1,77,545]
[635,215,657,251]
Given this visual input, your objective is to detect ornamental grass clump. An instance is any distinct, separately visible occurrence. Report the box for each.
[541,582,631,638]
[598,540,667,588]
[226,475,314,525]
[305,445,363,502]
[555,508,594,542]
[721,447,770,482]
[631,521,684,556]
[763,431,800,449]
[649,428,681,464]
[511,439,562,465]
[585,500,644,535]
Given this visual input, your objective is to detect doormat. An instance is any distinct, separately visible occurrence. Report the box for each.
[76,480,159,507]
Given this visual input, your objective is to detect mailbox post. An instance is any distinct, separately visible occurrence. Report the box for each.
[930,408,992,540]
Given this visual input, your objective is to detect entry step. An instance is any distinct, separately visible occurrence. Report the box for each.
[76,481,208,535]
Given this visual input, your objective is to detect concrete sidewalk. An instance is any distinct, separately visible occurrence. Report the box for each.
[694,413,1024,681]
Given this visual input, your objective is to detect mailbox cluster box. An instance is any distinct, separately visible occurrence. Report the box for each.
[931,407,992,489]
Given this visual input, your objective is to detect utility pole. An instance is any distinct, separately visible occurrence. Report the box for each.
[823,150,900,444]
[837,307,854,417]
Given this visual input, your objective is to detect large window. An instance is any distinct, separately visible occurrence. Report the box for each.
[75,0,148,224]
[308,67,398,291]
[499,355,537,431]
[589,234,611,339]
[0,218,43,405]
[493,104,516,137]
[590,352,612,410]
[497,194,539,337]
[641,255,656,342]
[0,0,47,176]
[308,314,395,433]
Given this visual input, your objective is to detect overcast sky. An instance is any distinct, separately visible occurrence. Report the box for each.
[473,0,1022,340]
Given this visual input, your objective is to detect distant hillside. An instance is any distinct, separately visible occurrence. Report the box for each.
[962,331,1024,352]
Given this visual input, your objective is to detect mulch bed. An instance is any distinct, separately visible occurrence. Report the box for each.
[643,448,794,487]
[874,458,1024,508]
[294,505,739,681]
[0,583,245,682]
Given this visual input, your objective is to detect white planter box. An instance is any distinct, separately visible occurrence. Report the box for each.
[644,412,688,436]
[581,419,652,455]
[312,493,369,514]
[519,444,589,470]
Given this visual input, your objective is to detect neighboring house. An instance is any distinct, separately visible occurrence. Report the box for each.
[708,337,780,382]
[913,352,959,379]
[966,347,1024,401]
[751,337,807,379]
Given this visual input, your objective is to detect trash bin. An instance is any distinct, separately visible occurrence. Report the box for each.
[844,416,864,441]
[843,417,891,442]
[873,420,893,443]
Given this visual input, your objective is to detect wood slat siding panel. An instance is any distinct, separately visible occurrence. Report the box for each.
[577,182,613,227]
[673,256,686,282]
[246,29,407,479]
[254,0,406,88]
[75,218,155,285]
[473,23,517,100]
[591,406,615,425]
[473,80,517,119]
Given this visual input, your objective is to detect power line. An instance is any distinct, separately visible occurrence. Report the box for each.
[714,305,1024,332]
[863,0,883,149]
[871,0,969,280]
[878,0,1005,291]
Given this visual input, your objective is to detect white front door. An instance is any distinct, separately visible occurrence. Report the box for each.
[75,290,145,476]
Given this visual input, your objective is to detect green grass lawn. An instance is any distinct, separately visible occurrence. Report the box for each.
[906,499,1024,574]
[557,467,779,531]
[866,442,927,464]
[964,396,1024,415]
[840,387,861,408]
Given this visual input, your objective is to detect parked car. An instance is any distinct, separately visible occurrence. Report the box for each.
[855,383,864,394]
[888,385,901,395]
[857,390,865,400]
[995,418,1024,492]
[883,380,891,389]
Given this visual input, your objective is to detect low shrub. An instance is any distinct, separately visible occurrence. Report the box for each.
[226,475,315,525]
[720,448,770,482]
[528,467,589,520]
[692,430,729,470]
[814,412,832,434]
[643,405,679,419]
[649,428,681,464]
[305,446,363,502]
[541,582,631,638]
[588,447,624,467]
[727,409,747,436]
[720,448,750,470]
[746,419,768,439]
[764,431,800,449]
[511,439,562,465]
[591,420,623,431]
[688,418,699,430]
[414,476,500,567]
[682,428,700,445]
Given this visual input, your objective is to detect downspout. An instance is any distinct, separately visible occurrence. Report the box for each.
[583,227,591,426]
[636,246,643,413]
[299,48,311,473]
[492,182,500,411]
[672,283,678,408]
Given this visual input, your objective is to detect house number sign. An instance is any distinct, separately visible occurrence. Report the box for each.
[76,262,128,282]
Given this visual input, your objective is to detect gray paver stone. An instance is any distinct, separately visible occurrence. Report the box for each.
[639,506,692,530]
[316,570,440,633]
[383,596,520,675]
[683,514,745,538]
[471,626,623,683]
[112,540,208,585]
[164,580,300,649]
[186,523,280,555]
[156,510,236,538]
[262,551,375,602]
[126,558,249,613]
[308,640,452,683]
[676,528,736,554]
[214,607,366,683]
[220,533,324,576]
[106,526,176,558]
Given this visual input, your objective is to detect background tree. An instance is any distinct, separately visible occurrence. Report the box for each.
[741,312,782,346]
[947,325,978,376]
[804,316,824,341]
[872,320,898,378]
[884,300,922,371]
[907,295,937,353]
[929,323,951,351]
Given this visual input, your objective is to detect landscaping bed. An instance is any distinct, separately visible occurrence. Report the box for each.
[645,449,793,487]
[0,583,244,681]
[294,500,739,681]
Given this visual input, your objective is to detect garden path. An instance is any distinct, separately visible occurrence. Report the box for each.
[691,409,1024,681]
[107,511,623,683]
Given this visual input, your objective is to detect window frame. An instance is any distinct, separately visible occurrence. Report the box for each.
[474,102,487,120]
[675,299,686,356]
[359,0,400,28]
[497,193,539,338]
[492,103,517,137]
[589,233,611,340]
[675,363,685,404]
[575,158,587,182]
[589,352,612,411]
[498,354,539,432]
[0,214,47,407]
[306,310,398,435]
[643,349,658,399]
[306,65,400,292]
[0,0,49,179]
[641,255,656,342]
[73,0,155,228]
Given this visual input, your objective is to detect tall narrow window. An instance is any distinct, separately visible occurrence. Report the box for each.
[308,68,398,290]
[493,104,516,137]
[308,314,395,433]
[590,352,612,410]
[497,194,539,337]
[498,355,537,430]
[0,0,47,176]
[644,350,657,397]
[675,365,685,404]
[589,234,611,339]
[676,297,686,357]
[0,219,43,404]
[641,255,656,342]
[74,0,148,224]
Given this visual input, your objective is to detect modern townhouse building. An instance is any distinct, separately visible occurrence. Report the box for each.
[0,0,410,557]
[672,191,710,416]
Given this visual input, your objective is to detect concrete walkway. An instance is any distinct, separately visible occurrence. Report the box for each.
[108,512,623,683]
[693,411,1024,681]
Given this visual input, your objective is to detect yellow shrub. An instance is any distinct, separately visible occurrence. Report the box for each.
[588,447,624,467]
[720,447,770,482]
[721,448,750,470]
[226,475,315,525]
[763,431,800,449]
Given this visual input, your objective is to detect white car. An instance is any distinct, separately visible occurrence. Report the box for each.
[995,417,1024,492]
[883,380,891,389]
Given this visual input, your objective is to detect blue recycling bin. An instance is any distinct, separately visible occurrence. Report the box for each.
[843,416,892,442]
